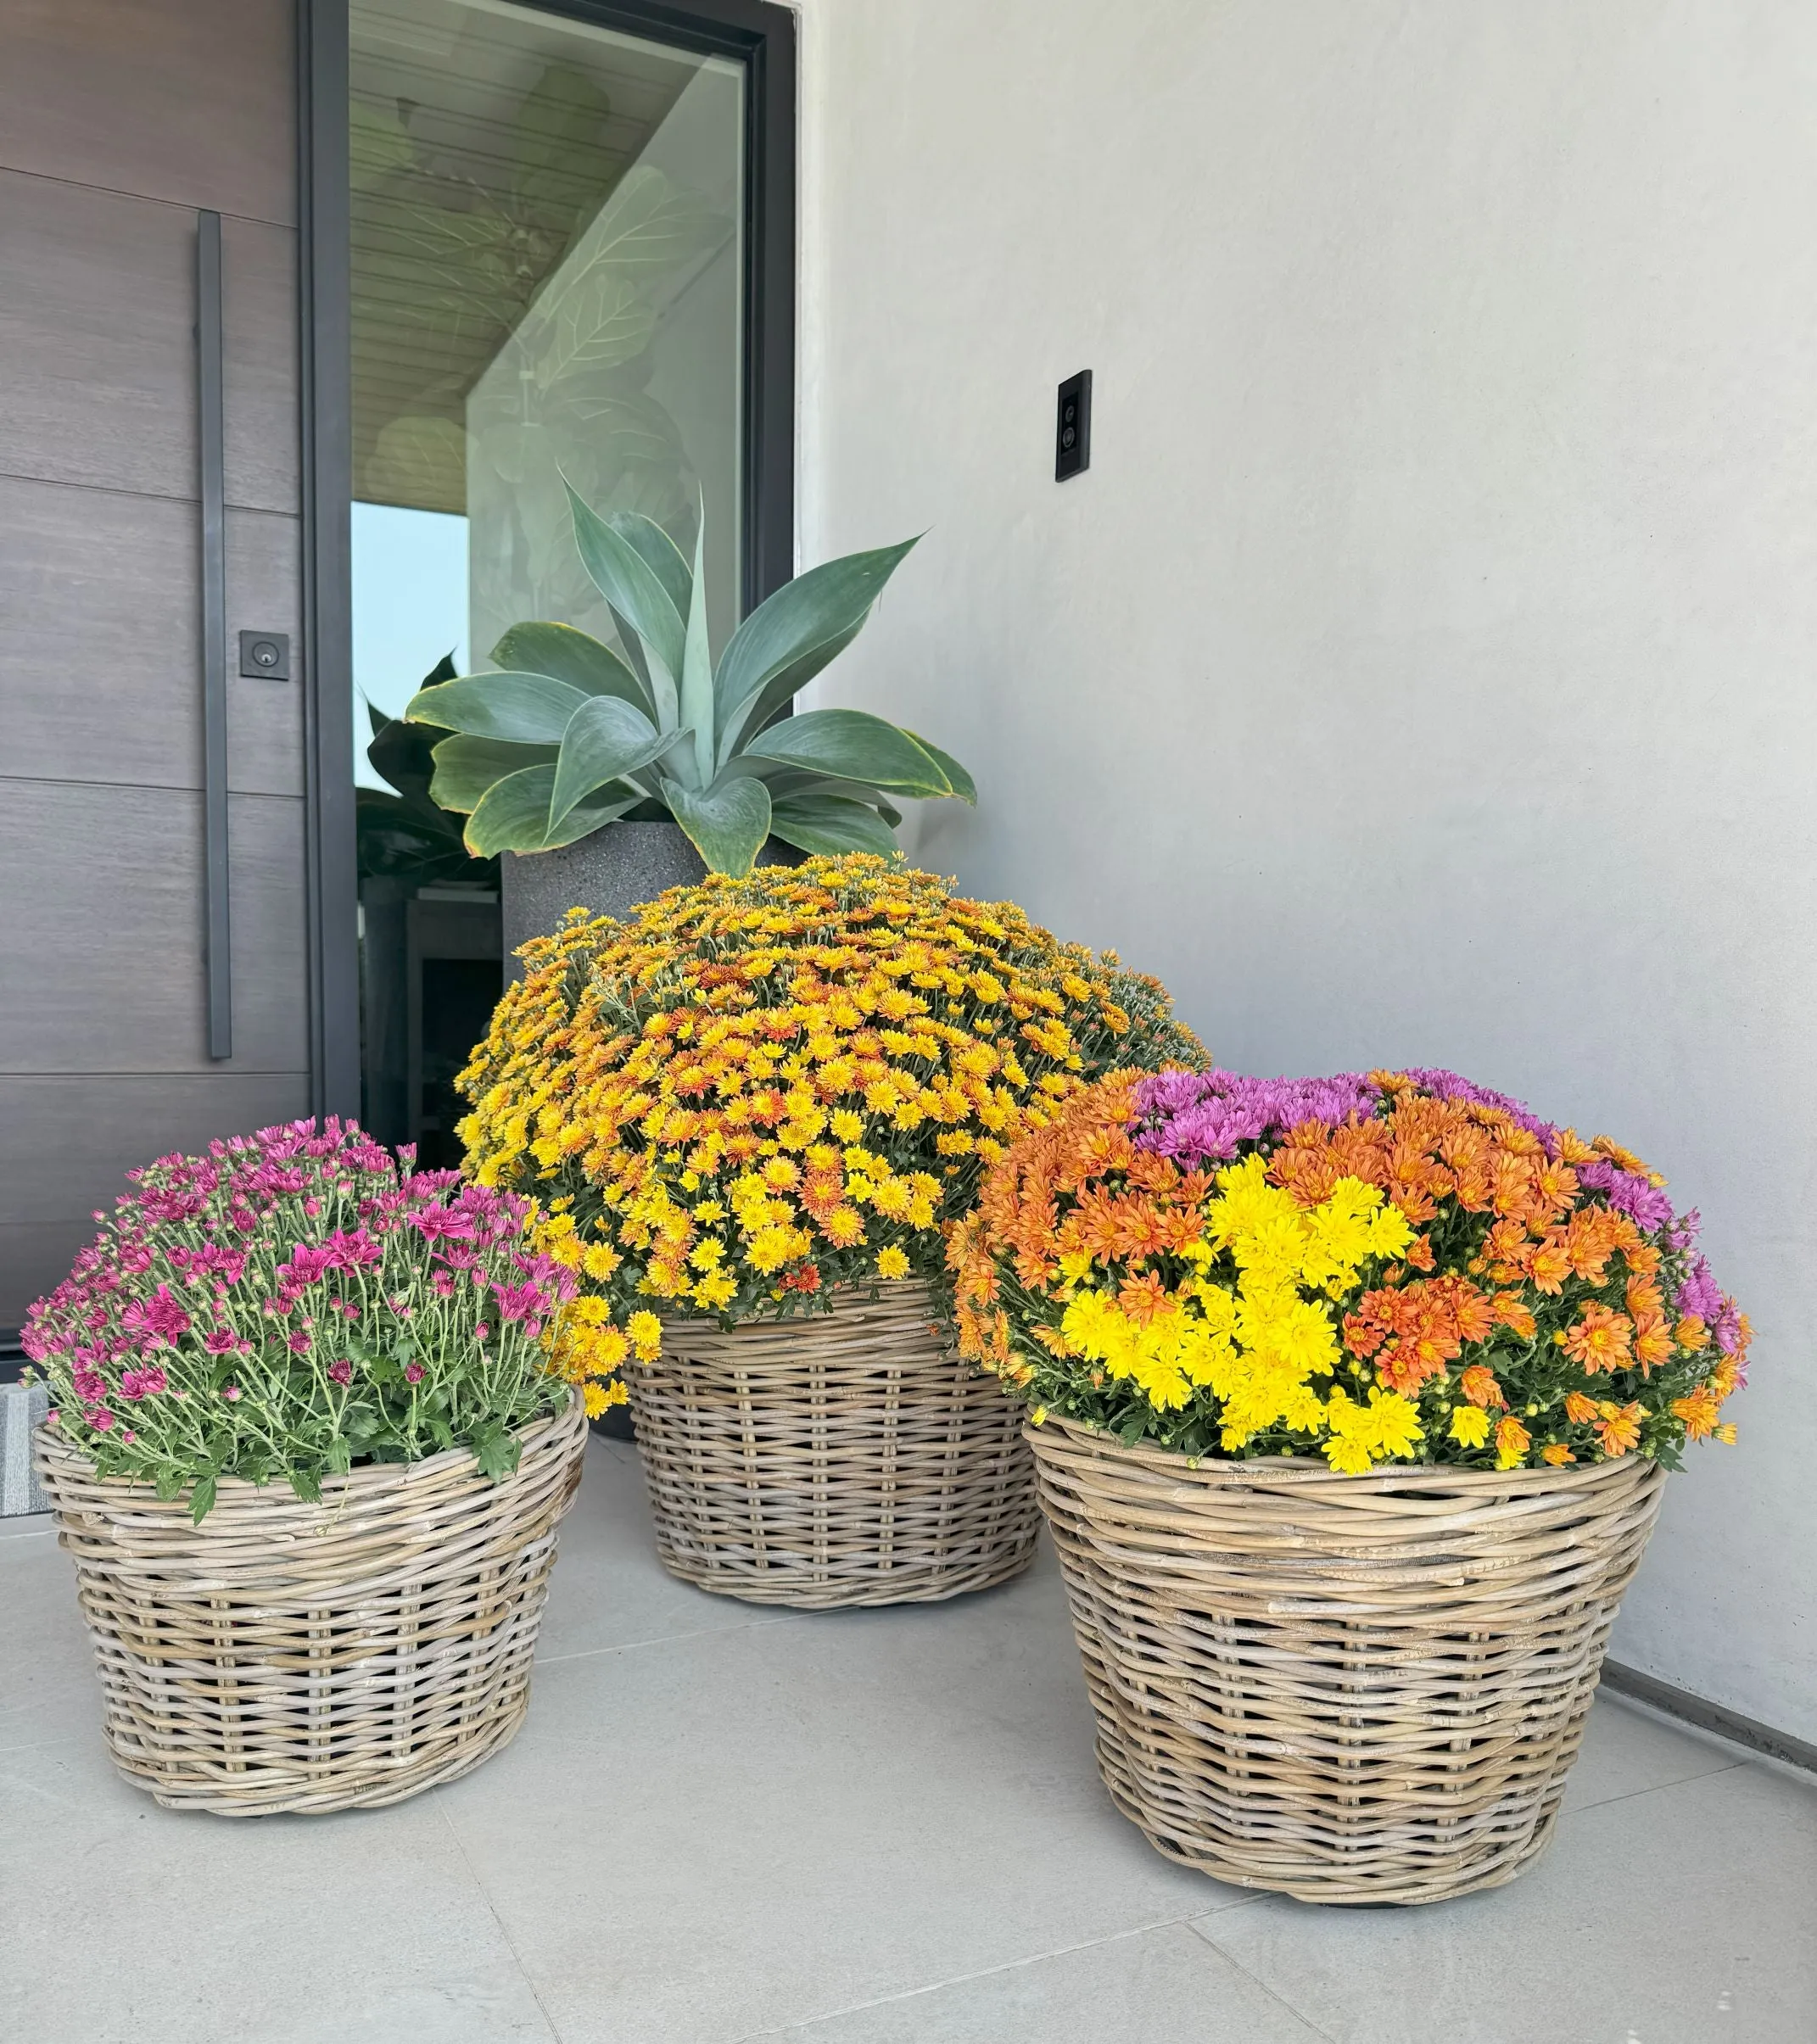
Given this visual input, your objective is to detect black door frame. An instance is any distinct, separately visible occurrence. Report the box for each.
[296,0,797,1119]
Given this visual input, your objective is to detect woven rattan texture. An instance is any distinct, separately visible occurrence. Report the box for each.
[627,1281,1039,1608]
[1026,1417,1666,1904]
[35,1394,587,1815]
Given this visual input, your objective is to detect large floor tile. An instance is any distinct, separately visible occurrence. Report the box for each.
[438,1528,1238,2044]
[0,1518,102,1752]
[533,1436,797,1664]
[1194,1762,1817,2044]
[767,1918,1320,2043]
[0,1736,556,2044]
[1559,1689,1742,1812]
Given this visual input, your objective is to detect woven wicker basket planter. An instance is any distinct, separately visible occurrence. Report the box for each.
[626,1280,1039,1608]
[1026,1416,1667,1905]
[34,1393,587,1816]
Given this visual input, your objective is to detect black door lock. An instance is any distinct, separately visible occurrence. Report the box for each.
[238,630,291,680]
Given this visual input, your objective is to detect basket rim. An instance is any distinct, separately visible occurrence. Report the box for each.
[1025,1410,1665,1499]
[653,1272,939,1333]
[32,1384,584,1508]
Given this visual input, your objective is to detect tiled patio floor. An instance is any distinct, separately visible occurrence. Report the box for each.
[4,1437,1814,2044]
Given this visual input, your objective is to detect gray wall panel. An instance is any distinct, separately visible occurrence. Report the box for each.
[1,1221,118,1328]
[0,479,302,796]
[0,173,297,513]
[0,784,310,1075]
[0,0,294,226]
[0,1074,312,1231]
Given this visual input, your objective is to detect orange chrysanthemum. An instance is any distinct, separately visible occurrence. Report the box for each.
[1460,1363,1507,1410]
[1564,1304,1633,1375]
[1592,1401,1643,1457]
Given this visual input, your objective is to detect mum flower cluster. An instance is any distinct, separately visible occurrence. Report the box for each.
[22,1118,575,1518]
[456,855,1204,1392]
[951,1067,1747,1474]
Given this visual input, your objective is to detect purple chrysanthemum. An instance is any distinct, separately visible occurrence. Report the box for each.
[1132,1069,1378,1165]
[1577,1158,1675,1233]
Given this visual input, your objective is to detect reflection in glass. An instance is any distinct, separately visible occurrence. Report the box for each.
[349,0,745,1159]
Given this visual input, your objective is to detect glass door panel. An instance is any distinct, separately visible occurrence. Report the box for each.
[348,0,746,1157]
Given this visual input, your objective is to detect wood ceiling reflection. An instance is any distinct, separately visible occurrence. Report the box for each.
[349,0,696,512]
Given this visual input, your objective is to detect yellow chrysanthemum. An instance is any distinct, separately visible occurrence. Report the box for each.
[1448,1405,1490,1449]
[455,859,1201,1361]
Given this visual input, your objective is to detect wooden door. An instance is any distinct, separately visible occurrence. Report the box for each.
[0,1,310,1329]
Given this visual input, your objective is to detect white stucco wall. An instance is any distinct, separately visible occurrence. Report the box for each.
[794,0,1817,1738]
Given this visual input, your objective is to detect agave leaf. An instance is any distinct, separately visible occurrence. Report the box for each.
[713,539,919,763]
[542,788,642,848]
[713,759,905,827]
[606,511,692,626]
[679,512,715,787]
[489,622,654,720]
[739,708,954,796]
[606,605,654,699]
[407,672,589,745]
[662,773,772,877]
[800,777,904,828]
[717,615,868,766]
[767,790,901,858]
[429,735,556,814]
[465,767,563,856]
[547,696,671,833]
[465,764,638,856]
[900,730,976,804]
[564,483,684,722]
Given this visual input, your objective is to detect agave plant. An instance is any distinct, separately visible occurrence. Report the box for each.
[405,489,974,874]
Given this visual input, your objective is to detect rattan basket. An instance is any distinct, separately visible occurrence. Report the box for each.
[626,1279,1039,1608]
[1026,1416,1667,1905]
[35,1393,587,1815]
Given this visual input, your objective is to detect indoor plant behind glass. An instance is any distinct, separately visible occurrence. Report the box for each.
[23,1119,588,1815]
[405,487,976,959]
[953,1066,1748,1904]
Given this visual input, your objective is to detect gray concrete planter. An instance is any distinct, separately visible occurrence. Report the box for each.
[3,1379,48,1516]
[500,822,799,978]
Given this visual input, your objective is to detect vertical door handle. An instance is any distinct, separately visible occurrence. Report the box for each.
[197,209,232,1059]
